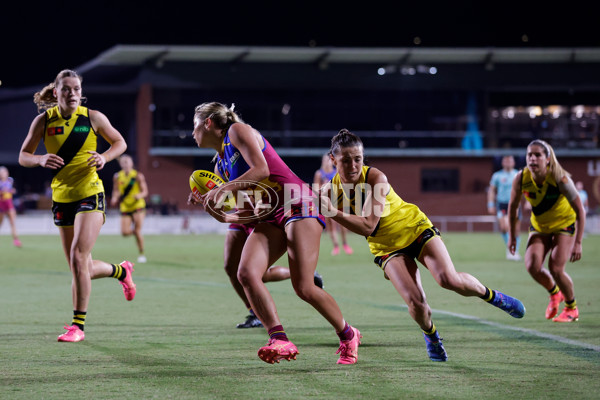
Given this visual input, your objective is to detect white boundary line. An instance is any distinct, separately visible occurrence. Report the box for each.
[433,308,600,352]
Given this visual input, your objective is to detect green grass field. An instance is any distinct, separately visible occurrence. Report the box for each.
[1,232,599,399]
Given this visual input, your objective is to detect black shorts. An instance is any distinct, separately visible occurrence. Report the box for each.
[529,222,575,236]
[497,202,509,214]
[52,192,106,227]
[374,226,441,268]
[121,208,145,217]
[497,202,522,219]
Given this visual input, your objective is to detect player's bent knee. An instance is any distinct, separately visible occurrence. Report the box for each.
[237,269,263,288]
[406,298,430,316]
[293,283,318,302]
[224,264,238,278]
[435,273,458,290]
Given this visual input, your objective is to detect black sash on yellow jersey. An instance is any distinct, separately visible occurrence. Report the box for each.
[117,169,146,213]
[51,113,92,176]
[120,176,137,201]
[521,168,575,233]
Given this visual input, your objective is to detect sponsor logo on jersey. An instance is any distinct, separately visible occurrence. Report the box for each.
[230,151,240,165]
[73,126,90,133]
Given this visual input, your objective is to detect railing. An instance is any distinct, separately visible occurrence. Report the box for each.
[428,215,499,233]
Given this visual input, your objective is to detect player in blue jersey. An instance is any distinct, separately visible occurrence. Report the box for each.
[488,155,523,260]
[575,181,589,215]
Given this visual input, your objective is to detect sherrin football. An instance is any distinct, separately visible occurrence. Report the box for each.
[189,169,235,211]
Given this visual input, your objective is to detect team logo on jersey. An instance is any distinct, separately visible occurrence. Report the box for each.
[48,127,64,136]
[525,191,536,199]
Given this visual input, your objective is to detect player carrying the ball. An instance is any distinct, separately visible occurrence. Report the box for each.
[319,129,526,362]
[189,102,361,364]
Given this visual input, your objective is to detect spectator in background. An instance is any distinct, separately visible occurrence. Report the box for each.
[508,140,585,323]
[0,166,22,247]
[111,154,148,263]
[314,153,353,256]
[488,155,522,261]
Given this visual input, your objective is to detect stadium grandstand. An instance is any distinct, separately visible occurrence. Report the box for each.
[1,45,600,232]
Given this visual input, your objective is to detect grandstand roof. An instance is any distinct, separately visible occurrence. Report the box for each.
[78,45,600,71]
[63,44,600,95]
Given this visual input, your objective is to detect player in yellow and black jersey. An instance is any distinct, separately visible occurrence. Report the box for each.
[508,139,585,323]
[111,154,148,263]
[19,69,137,342]
[320,129,526,362]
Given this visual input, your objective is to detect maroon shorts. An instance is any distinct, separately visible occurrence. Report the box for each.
[0,198,15,213]
[228,223,255,236]
[260,199,325,230]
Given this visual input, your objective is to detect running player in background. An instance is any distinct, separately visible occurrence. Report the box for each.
[111,154,148,263]
[575,181,589,215]
[314,154,352,256]
[19,69,136,342]
[320,128,525,362]
[508,139,585,323]
[488,155,522,260]
[0,166,22,247]
[189,102,360,364]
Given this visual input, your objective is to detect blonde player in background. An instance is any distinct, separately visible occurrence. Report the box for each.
[19,69,136,342]
[111,154,148,263]
[508,139,585,323]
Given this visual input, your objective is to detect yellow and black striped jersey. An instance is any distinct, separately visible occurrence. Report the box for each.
[116,169,146,212]
[521,168,576,233]
[330,166,432,256]
[44,105,104,202]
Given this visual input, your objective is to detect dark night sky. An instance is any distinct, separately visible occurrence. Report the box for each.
[1,1,599,88]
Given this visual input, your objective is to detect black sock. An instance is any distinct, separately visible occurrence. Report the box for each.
[422,323,437,336]
[480,286,494,302]
[72,310,87,331]
[549,284,560,295]
[111,263,127,281]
